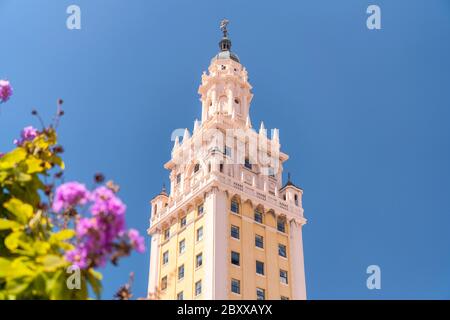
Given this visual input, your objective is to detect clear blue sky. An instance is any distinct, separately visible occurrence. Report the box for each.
[1,0,449,299]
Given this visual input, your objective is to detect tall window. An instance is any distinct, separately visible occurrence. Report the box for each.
[178,265,185,280]
[198,204,204,216]
[231,251,240,266]
[244,158,252,170]
[196,227,203,242]
[194,163,200,173]
[180,216,187,228]
[231,279,240,294]
[294,194,299,206]
[280,270,288,284]
[231,200,239,214]
[254,209,263,223]
[256,260,264,275]
[278,244,287,258]
[179,239,186,254]
[176,174,181,184]
[164,228,170,240]
[224,146,232,157]
[230,225,240,239]
[196,253,203,268]
[277,218,286,233]
[177,291,184,300]
[161,276,167,291]
[256,288,265,300]
[195,280,202,296]
[255,234,264,249]
[162,251,169,265]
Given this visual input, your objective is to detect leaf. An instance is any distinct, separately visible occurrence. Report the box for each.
[0,258,12,277]
[37,255,67,271]
[50,229,76,243]
[5,231,23,251]
[0,218,21,230]
[86,269,103,299]
[33,241,50,255]
[3,198,33,224]
[0,148,27,170]
[24,157,44,174]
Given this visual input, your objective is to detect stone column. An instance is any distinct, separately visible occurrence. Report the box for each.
[147,232,161,299]
[288,220,307,299]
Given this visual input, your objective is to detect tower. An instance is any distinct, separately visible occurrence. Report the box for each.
[147,20,307,300]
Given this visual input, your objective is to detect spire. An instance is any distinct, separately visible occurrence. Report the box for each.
[272,128,279,142]
[172,135,180,151]
[183,128,190,141]
[245,115,252,129]
[259,121,266,136]
[219,19,231,52]
[193,119,200,133]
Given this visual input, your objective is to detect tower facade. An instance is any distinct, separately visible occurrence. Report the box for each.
[147,21,307,300]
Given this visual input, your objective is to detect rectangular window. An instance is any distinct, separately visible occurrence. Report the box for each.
[278,244,287,258]
[255,234,264,249]
[164,228,170,240]
[161,276,167,291]
[176,174,181,184]
[280,269,288,284]
[256,260,264,275]
[230,225,240,239]
[179,239,186,254]
[231,279,240,294]
[254,210,263,223]
[198,204,204,216]
[178,265,185,280]
[277,218,286,233]
[180,216,187,228]
[196,227,203,242]
[196,253,203,268]
[244,158,252,170]
[162,251,169,265]
[231,200,239,214]
[195,280,202,296]
[177,291,184,300]
[256,288,265,300]
[281,296,289,300]
[224,146,232,157]
[231,251,240,266]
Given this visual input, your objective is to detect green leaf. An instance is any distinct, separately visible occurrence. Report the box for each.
[37,255,67,271]
[0,218,21,230]
[5,231,23,251]
[87,269,103,299]
[24,157,44,174]
[0,148,27,170]
[50,229,76,243]
[3,198,33,224]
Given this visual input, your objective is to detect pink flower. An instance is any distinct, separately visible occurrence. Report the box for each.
[128,229,145,253]
[52,182,90,213]
[14,126,38,146]
[0,80,13,103]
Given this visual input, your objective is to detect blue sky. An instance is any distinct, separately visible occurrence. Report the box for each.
[1,0,450,299]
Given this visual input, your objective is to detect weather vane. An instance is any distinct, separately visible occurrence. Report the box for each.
[220,19,229,37]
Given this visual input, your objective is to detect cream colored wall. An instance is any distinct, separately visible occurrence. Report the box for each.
[227,196,292,300]
[156,205,205,300]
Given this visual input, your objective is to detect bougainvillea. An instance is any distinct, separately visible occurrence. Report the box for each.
[0,84,144,299]
[0,80,13,103]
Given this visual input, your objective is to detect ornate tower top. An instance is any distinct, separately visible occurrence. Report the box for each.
[214,18,239,63]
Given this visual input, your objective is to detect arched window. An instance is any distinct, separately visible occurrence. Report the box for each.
[277,217,286,233]
[231,198,240,214]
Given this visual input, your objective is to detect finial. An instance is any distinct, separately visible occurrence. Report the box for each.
[183,128,191,141]
[220,19,229,37]
[161,183,167,195]
[245,115,252,128]
[288,172,292,183]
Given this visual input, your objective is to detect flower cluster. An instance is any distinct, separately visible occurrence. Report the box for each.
[53,181,145,269]
[0,80,13,103]
[13,126,38,146]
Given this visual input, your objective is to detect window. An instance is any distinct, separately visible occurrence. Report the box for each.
[268,167,275,177]
[294,194,299,206]
[176,174,181,184]
[195,280,202,296]
[230,225,240,240]
[178,265,185,280]
[194,163,200,173]
[161,276,167,291]
[231,251,240,266]
[196,227,203,242]
[280,270,288,284]
[278,244,287,258]
[179,239,186,254]
[231,279,240,294]
[254,210,263,223]
[281,296,289,300]
[256,260,264,275]
[231,200,239,214]
[244,158,252,170]
[255,234,264,249]
[177,292,184,300]
[256,288,265,300]
[180,216,187,228]
[224,146,232,157]
[196,253,203,268]
[220,163,224,173]
[221,65,226,70]
[162,251,169,265]
[198,204,204,216]
[164,228,170,240]
[277,218,286,233]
